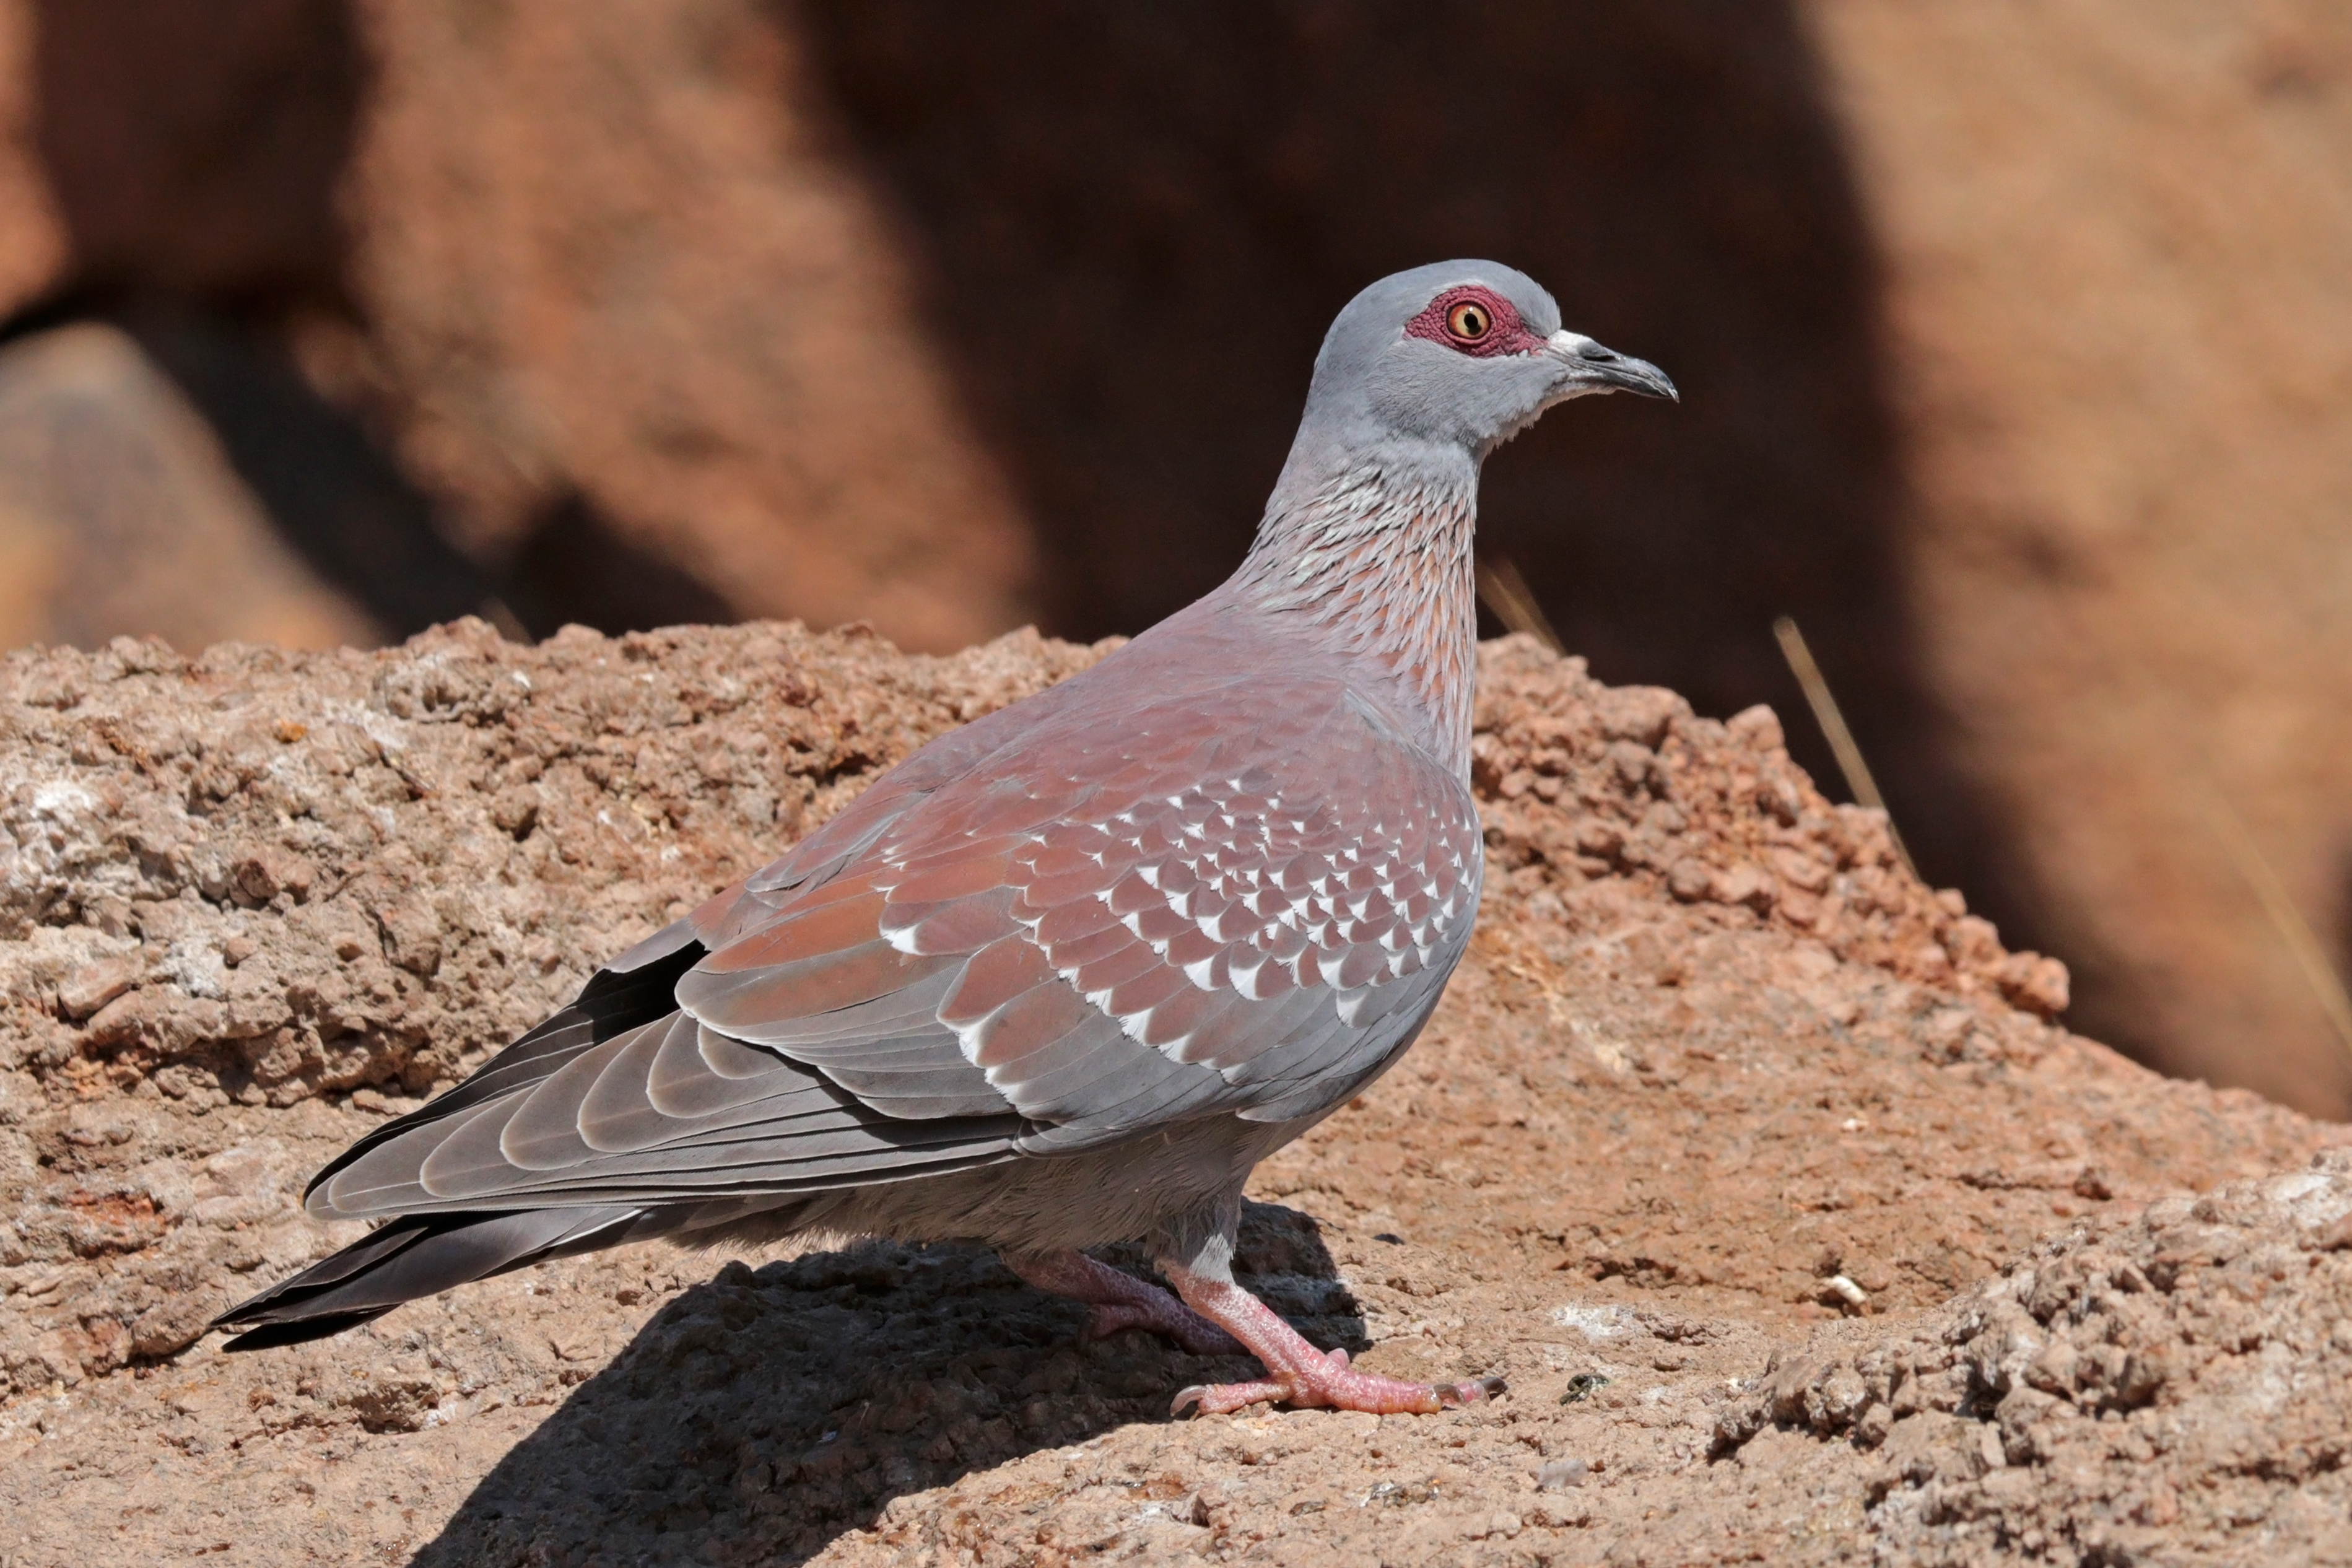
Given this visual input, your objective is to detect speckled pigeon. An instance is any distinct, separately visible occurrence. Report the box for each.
[216,262,1675,1416]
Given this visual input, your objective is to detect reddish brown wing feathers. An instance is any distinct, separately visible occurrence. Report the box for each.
[679,680,1482,1143]
[301,656,1483,1222]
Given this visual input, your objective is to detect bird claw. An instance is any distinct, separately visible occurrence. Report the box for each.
[1435,1376,1507,1407]
[1152,1263,1502,1417]
[1171,1375,1291,1418]
[1170,1357,1504,1418]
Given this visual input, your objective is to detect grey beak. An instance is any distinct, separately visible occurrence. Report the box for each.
[1550,332,1679,402]
[1589,351,1678,402]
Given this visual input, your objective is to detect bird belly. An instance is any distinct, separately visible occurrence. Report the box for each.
[731,1113,1314,1257]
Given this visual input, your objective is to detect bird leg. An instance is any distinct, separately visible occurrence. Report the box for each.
[1158,1260,1505,1417]
[1001,1249,1244,1356]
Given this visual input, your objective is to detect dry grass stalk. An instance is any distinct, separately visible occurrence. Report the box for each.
[1772,615,1917,880]
[2200,790,2352,1066]
[1476,557,1564,655]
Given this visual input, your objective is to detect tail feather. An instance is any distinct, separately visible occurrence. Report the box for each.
[214,1205,647,1349]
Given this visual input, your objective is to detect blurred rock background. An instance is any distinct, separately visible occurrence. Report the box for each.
[0,0,2345,1115]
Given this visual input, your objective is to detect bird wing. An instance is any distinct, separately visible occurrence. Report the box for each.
[682,677,1483,1146]
[305,668,1481,1221]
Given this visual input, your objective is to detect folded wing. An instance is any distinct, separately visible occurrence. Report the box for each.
[305,672,1481,1223]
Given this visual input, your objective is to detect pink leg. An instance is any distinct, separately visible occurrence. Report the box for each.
[1001,1250,1244,1356]
[1159,1261,1505,1417]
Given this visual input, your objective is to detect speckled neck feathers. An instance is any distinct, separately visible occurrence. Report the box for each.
[1229,458,1480,773]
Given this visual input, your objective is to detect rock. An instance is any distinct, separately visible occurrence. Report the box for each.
[0,1,1036,658]
[1718,1149,2352,1563]
[1808,4,2352,1114]
[0,625,2337,1566]
[1666,859,1713,903]
[0,325,380,653]
[56,954,141,1020]
[1536,1457,1589,1491]
[330,0,1037,654]
[230,847,313,906]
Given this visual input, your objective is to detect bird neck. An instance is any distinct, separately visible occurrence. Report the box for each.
[1230,454,1480,772]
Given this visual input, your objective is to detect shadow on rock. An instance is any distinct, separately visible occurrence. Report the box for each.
[411,1203,1357,1568]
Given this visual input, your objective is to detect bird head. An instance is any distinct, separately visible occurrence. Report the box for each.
[1291,261,1676,469]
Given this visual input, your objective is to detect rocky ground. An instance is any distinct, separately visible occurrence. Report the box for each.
[0,624,2343,1566]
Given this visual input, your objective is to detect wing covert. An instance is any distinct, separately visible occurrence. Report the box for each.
[679,681,1483,1146]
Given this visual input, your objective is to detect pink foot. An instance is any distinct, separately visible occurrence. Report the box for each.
[1001,1250,1245,1357]
[1158,1263,1505,1418]
[1172,1344,1505,1416]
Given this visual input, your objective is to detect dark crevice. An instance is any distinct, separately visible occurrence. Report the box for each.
[121,306,503,637]
[498,492,739,640]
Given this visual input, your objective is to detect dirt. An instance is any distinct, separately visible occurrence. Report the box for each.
[1711,1152,2352,1565]
[0,622,2340,1565]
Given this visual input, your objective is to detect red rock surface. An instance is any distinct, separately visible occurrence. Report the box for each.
[0,2,2348,1115]
[0,626,2339,1565]
[324,0,1035,651]
[0,323,382,653]
[0,0,1035,655]
[1808,2,2352,1114]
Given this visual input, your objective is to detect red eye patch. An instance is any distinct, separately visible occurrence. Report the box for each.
[1403,285,1548,359]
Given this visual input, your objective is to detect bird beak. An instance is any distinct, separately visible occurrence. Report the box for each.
[1546,331,1678,401]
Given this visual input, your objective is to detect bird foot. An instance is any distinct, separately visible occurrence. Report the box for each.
[1156,1261,1506,1418]
[1172,1346,1505,1417]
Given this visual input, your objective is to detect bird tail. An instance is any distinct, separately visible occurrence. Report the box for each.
[212,1205,654,1349]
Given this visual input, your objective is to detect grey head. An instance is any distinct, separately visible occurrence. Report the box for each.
[1269,259,1675,508]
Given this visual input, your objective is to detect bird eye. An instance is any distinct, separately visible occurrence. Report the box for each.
[1446,301,1492,342]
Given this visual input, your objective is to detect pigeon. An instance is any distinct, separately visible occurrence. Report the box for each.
[216,261,1675,1416]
